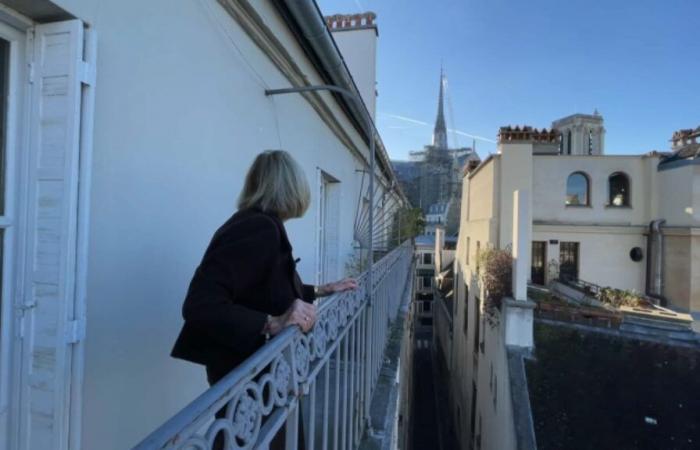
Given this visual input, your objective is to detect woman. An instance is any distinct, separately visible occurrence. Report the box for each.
[171,150,357,387]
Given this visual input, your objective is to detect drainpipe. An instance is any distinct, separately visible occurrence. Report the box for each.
[646,219,666,303]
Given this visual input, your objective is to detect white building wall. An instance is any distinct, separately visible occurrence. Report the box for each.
[533,226,647,292]
[657,164,699,226]
[44,1,384,448]
[532,155,655,226]
[330,27,377,120]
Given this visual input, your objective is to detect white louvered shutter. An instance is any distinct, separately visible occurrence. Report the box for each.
[18,19,90,450]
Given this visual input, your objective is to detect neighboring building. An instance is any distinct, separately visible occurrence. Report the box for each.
[0,3,405,450]
[450,113,699,314]
[415,234,436,300]
[392,71,479,233]
[424,201,449,235]
[436,115,700,450]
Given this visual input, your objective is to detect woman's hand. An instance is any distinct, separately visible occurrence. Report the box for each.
[318,278,358,296]
[265,299,317,335]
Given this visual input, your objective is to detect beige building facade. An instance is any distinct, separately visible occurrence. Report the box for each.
[440,116,700,449]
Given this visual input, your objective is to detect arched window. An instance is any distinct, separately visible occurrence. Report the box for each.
[566,130,572,155]
[608,172,630,206]
[566,172,590,206]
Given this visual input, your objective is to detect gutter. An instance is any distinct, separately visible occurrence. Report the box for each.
[271,0,408,204]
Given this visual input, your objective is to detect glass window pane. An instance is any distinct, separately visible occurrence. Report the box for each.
[609,173,629,206]
[566,173,588,206]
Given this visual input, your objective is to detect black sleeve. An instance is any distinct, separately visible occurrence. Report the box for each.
[182,216,280,351]
[302,284,316,302]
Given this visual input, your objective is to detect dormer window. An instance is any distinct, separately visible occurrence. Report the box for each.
[566,172,590,206]
[608,172,630,207]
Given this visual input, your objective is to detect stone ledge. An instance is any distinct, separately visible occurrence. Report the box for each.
[505,297,537,310]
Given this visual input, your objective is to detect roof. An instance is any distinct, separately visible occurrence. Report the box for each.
[526,322,700,450]
[415,234,435,247]
[427,203,449,214]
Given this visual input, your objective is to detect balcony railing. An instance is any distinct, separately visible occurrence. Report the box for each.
[134,241,414,450]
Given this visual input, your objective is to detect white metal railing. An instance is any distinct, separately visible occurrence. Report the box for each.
[134,241,414,450]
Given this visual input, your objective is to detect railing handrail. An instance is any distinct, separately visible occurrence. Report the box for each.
[133,241,413,450]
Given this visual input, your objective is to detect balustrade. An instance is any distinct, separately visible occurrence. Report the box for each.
[134,241,414,450]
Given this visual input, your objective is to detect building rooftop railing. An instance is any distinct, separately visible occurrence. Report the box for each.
[133,241,414,450]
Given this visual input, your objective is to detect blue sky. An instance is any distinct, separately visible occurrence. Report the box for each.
[317,0,699,160]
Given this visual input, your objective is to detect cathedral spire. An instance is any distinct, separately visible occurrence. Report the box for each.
[432,68,448,149]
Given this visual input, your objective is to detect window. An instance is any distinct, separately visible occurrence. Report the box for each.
[463,282,469,335]
[493,375,498,411]
[567,130,572,155]
[566,172,590,206]
[421,276,433,289]
[608,172,630,207]
[588,129,593,155]
[466,237,470,265]
[318,171,340,284]
[473,296,481,354]
[423,252,432,265]
[0,37,10,427]
[531,241,546,285]
[475,241,481,271]
[470,383,477,440]
[559,242,579,282]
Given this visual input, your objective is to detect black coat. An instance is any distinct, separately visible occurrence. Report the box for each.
[171,208,315,381]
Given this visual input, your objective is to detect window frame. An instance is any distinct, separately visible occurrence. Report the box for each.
[607,171,631,208]
[565,171,591,207]
[0,21,28,445]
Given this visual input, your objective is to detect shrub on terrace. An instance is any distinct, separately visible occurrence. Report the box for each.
[596,287,651,308]
[477,247,513,327]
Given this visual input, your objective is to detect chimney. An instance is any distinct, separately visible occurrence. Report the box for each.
[325,12,378,120]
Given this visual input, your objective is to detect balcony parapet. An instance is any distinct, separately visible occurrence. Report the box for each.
[134,241,414,450]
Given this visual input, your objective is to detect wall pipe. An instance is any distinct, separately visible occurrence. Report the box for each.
[646,219,666,304]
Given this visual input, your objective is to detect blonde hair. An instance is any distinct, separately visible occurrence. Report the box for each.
[238,150,311,220]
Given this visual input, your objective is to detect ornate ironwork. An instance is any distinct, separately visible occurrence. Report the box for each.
[134,241,413,450]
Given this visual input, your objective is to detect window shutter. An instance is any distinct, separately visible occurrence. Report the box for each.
[19,19,90,450]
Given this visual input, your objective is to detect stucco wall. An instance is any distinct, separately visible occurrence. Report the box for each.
[441,161,518,450]
[657,164,700,227]
[533,226,647,292]
[330,27,377,120]
[499,144,533,249]
[664,231,700,312]
[532,155,656,226]
[46,1,385,448]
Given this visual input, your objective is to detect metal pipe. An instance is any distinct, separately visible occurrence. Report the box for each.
[653,219,666,302]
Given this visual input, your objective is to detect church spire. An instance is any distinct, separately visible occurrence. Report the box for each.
[432,68,448,149]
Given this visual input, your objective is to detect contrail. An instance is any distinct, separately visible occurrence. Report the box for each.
[381,112,497,144]
[382,113,430,127]
[353,0,365,11]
